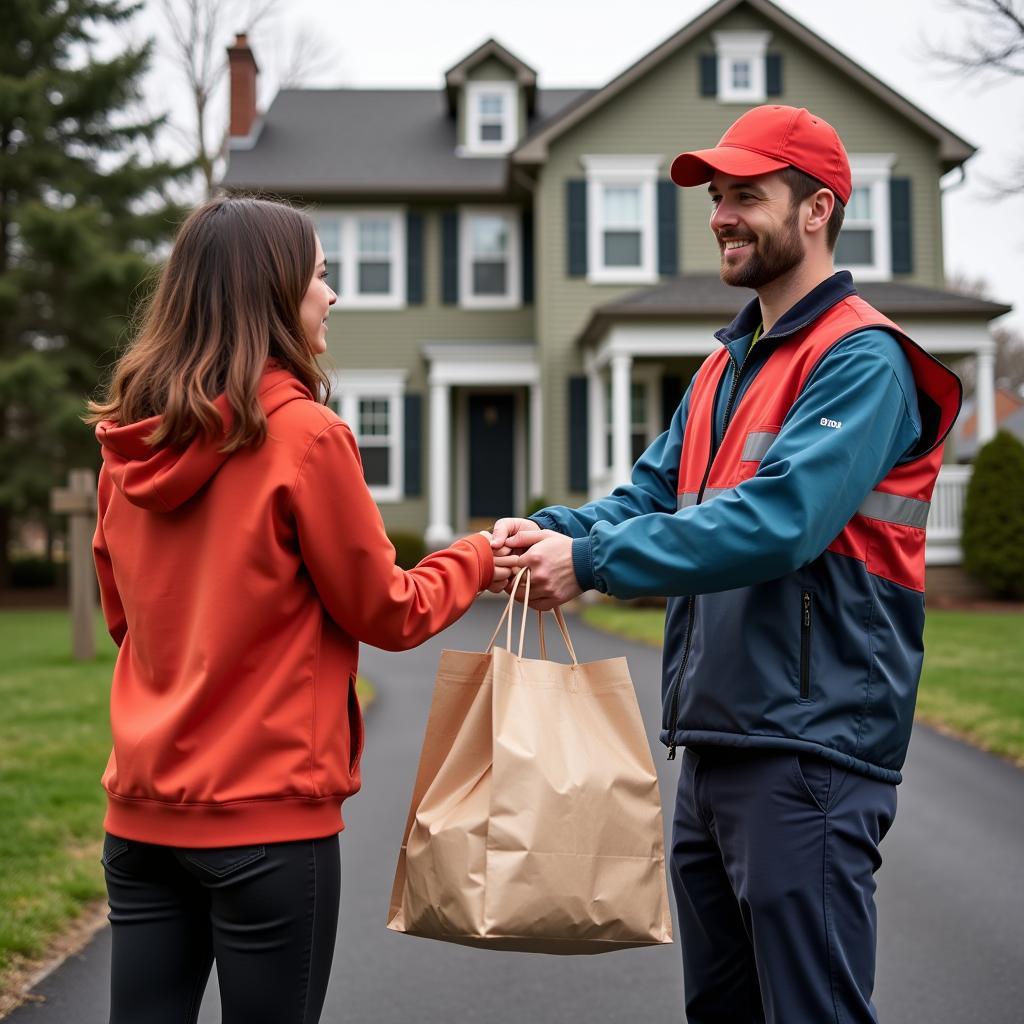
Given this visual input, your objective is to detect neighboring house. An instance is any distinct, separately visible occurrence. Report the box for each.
[223,0,1010,565]
[955,387,1024,461]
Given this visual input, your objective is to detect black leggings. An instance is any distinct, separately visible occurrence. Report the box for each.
[102,832,341,1024]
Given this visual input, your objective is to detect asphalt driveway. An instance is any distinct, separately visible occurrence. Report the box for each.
[9,600,1024,1022]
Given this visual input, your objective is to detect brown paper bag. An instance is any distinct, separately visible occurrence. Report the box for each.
[387,569,673,954]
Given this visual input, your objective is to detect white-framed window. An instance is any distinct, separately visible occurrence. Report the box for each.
[459,207,521,308]
[834,154,895,282]
[713,31,771,102]
[464,81,518,155]
[318,219,342,295]
[311,210,406,309]
[605,367,662,466]
[329,371,407,502]
[582,155,660,284]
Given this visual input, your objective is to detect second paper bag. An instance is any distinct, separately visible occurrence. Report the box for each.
[387,571,673,954]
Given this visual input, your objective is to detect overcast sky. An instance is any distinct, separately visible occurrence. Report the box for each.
[127,0,1022,328]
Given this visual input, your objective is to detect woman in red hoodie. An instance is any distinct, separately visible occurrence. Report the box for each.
[86,196,511,1024]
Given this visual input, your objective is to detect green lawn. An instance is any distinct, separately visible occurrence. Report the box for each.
[582,604,1024,764]
[0,609,373,995]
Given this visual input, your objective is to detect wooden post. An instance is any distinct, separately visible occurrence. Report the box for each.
[50,469,97,660]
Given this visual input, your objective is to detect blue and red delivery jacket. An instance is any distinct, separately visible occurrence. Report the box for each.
[533,272,961,783]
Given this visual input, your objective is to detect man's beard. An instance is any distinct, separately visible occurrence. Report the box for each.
[719,207,804,289]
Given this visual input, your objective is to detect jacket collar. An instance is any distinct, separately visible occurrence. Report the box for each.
[714,270,858,349]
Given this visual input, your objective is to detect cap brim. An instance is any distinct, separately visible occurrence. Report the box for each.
[669,146,790,188]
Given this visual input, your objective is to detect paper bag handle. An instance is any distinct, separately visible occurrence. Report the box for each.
[486,567,579,664]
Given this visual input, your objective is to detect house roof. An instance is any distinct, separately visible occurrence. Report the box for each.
[958,388,1024,440]
[578,274,1012,346]
[222,88,591,196]
[512,0,976,172]
[443,38,538,115]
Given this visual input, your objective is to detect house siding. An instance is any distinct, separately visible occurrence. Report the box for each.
[326,204,535,532]
[533,5,947,504]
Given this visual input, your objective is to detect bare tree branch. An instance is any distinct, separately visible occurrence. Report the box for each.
[277,23,344,89]
[924,0,1024,193]
[157,0,282,198]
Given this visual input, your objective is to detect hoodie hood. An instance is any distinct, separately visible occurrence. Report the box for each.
[96,366,313,512]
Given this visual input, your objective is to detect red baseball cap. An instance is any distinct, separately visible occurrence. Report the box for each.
[669,105,852,206]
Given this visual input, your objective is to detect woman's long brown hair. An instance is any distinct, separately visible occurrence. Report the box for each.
[86,196,331,451]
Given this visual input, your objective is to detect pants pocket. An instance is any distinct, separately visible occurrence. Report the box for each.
[794,753,832,813]
[182,844,266,879]
[101,833,130,867]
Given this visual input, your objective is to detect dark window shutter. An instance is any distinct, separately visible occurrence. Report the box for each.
[890,178,913,275]
[657,179,679,276]
[566,180,587,277]
[660,375,683,431]
[406,212,424,305]
[441,210,458,304]
[699,55,718,97]
[766,54,783,96]
[403,393,422,497]
[568,376,589,493]
[521,208,534,304]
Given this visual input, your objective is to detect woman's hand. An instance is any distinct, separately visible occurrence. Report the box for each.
[479,531,519,593]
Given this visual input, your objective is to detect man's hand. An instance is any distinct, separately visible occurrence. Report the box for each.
[490,517,542,550]
[504,529,582,611]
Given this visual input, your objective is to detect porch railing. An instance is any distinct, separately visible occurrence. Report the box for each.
[926,464,972,565]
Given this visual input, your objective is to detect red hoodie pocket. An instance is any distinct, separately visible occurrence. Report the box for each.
[347,674,365,774]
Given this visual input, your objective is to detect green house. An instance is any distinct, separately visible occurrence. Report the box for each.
[223,0,1008,564]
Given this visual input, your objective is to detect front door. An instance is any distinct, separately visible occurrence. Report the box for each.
[468,393,516,522]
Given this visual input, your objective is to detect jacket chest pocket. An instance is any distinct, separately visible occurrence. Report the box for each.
[799,590,814,702]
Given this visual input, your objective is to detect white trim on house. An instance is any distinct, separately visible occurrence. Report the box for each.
[313,209,406,309]
[603,363,663,472]
[422,342,541,546]
[455,387,527,534]
[464,81,518,155]
[458,207,522,308]
[713,31,772,103]
[582,155,661,285]
[834,154,896,282]
[330,369,407,503]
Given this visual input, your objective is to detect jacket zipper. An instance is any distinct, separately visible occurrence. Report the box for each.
[666,346,752,759]
[800,590,812,700]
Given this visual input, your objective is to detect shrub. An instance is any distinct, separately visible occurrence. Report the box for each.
[523,495,550,517]
[389,531,427,570]
[961,430,1024,600]
[10,557,59,588]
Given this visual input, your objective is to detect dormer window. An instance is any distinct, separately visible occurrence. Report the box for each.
[465,81,517,155]
[713,31,772,102]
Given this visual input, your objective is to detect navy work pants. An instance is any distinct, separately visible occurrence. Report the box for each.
[670,748,897,1023]
[102,832,340,1024]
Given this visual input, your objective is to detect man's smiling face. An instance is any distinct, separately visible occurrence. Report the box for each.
[708,170,806,289]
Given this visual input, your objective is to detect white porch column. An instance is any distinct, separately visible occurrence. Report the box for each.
[425,381,453,547]
[975,342,998,446]
[587,359,606,498]
[610,353,633,488]
[529,382,543,499]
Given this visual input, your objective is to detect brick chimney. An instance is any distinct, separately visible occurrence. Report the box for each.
[227,33,259,139]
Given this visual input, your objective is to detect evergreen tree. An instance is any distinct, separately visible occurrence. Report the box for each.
[0,0,189,584]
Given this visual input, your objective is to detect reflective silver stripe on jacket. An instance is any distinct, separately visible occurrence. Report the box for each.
[676,487,930,528]
[856,490,930,528]
[740,431,777,462]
